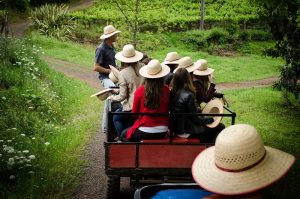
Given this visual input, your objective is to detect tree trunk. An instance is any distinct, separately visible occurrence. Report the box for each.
[200,0,205,30]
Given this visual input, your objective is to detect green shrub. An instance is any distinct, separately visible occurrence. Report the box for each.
[31,4,76,41]
[247,29,272,41]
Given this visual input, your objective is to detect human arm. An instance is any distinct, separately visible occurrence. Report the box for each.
[107,74,127,102]
[93,63,111,74]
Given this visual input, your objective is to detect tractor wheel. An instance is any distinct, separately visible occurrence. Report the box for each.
[106,175,120,199]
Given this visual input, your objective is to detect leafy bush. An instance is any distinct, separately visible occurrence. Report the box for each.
[31,4,76,41]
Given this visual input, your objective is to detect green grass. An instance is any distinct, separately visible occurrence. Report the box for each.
[0,37,102,198]
[30,32,95,67]
[31,32,283,83]
[223,87,300,198]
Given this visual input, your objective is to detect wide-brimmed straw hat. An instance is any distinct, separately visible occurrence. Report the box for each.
[115,44,143,63]
[193,59,214,76]
[100,25,121,40]
[174,56,200,73]
[201,99,224,128]
[109,65,120,83]
[139,59,170,79]
[192,124,295,195]
[162,52,180,65]
[90,88,113,101]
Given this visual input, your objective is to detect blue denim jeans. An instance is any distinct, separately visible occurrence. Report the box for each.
[100,77,115,133]
[113,107,135,137]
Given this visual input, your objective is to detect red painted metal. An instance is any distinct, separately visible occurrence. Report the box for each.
[109,144,136,168]
[139,145,208,168]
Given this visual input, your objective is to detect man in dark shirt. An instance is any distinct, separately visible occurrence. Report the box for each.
[94,24,120,88]
[94,25,120,133]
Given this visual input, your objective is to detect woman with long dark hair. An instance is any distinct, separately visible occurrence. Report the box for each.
[121,59,170,142]
[171,68,224,142]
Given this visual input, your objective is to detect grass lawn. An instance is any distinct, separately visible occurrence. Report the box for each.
[30,33,283,83]
[223,87,300,198]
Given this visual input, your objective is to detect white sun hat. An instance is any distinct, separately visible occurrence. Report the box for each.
[162,52,180,65]
[193,59,214,76]
[192,124,295,196]
[115,44,143,63]
[90,88,113,101]
[201,99,224,128]
[100,25,121,40]
[174,56,200,73]
[139,59,170,79]
[108,65,120,83]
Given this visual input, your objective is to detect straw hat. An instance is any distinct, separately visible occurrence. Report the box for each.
[109,65,120,83]
[139,59,170,79]
[100,25,121,40]
[201,99,224,128]
[174,56,200,73]
[90,88,113,101]
[162,52,180,65]
[115,44,143,63]
[193,59,214,76]
[192,124,295,195]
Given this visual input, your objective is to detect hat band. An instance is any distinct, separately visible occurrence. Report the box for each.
[122,52,135,58]
[215,150,266,173]
[167,57,180,62]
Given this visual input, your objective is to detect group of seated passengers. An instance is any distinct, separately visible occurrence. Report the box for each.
[107,45,228,142]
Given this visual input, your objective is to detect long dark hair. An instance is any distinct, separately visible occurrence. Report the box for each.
[171,68,196,97]
[194,74,209,93]
[144,77,164,109]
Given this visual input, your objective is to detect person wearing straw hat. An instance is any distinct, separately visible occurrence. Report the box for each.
[170,68,224,142]
[107,44,144,140]
[94,25,121,87]
[162,52,181,86]
[192,59,228,107]
[93,24,120,133]
[121,59,170,142]
[192,124,295,198]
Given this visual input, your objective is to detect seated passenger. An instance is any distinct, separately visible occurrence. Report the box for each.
[107,44,144,140]
[192,59,228,107]
[171,68,224,142]
[162,52,181,86]
[121,60,170,142]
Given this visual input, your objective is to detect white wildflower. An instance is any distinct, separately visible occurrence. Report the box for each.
[44,142,50,146]
[20,134,26,137]
[28,155,35,160]
[11,128,17,130]
[22,150,29,154]
[32,137,36,140]
[28,171,34,174]
[2,97,6,100]
[9,175,15,180]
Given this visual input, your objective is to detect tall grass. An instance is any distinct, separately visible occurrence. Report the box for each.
[0,37,101,198]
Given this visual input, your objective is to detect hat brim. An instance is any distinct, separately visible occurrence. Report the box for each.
[192,146,295,195]
[109,65,120,77]
[202,99,224,128]
[115,51,143,63]
[174,63,200,73]
[193,68,214,76]
[139,63,170,79]
[90,88,113,101]
[100,30,121,40]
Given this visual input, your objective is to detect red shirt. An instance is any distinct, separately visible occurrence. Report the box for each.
[126,85,170,140]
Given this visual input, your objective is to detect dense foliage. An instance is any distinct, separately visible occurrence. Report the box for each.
[71,0,267,32]
[31,4,76,41]
[0,37,98,197]
[256,0,300,100]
